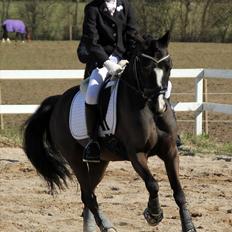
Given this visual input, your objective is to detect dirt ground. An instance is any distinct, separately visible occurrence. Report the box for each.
[0,148,231,232]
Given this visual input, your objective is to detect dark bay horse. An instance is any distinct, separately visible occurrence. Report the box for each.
[1,19,29,42]
[23,32,196,232]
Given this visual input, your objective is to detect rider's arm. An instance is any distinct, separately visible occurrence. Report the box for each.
[125,1,139,59]
[82,5,109,66]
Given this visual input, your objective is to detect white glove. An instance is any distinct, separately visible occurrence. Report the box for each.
[118,59,129,69]
[103,60,123,75]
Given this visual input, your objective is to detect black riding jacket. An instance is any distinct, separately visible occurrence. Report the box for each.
[80,0,138,68]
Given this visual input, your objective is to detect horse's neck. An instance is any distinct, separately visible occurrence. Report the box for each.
[120,66,147,109]
[123,58,139,86]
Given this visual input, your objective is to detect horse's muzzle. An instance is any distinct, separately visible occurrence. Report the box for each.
[156,94,167,113]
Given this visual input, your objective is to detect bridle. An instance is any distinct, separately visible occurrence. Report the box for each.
[141,53,170,65]
[121,53,170,103]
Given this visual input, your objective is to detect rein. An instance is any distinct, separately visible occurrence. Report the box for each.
[120,56,151,101]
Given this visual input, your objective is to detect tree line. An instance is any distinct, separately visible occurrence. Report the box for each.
[0,0,232,42]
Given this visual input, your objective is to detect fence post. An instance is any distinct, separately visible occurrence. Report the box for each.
[203,79,208,134]
[0,83,4,130]
[195,70,204,135]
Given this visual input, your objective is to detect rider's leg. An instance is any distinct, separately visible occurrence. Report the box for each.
[83,67,108,163]
[83,55,121,163]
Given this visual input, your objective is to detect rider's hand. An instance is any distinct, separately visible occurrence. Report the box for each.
[118,59,129,68]
[103,60,123,75]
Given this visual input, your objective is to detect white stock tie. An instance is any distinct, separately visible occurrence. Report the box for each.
[105,0,117,16]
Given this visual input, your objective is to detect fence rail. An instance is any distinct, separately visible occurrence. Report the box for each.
[0,69,232,135]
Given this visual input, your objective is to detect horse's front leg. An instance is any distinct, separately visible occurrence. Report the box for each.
[160,145,196,232]
[130,152,163,226]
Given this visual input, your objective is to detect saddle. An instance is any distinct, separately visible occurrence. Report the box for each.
[69,78,119,141]
[69,60,129,159]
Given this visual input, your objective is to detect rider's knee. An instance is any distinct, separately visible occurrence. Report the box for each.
[85,67,106,105]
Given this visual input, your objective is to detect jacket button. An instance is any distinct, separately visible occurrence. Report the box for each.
[112,23,115,27]
[113,33,116,37]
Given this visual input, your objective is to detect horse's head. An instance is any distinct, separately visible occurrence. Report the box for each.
[25,27,32,41]
[128,31,172,113]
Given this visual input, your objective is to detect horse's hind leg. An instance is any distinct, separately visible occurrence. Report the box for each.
[159,145,196,232]
[82,207,96,232]
[72,160,116,232]
[15,32,19,42]
[130,152,163,226]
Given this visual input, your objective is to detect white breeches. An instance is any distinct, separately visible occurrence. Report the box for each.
[85,55,120,105]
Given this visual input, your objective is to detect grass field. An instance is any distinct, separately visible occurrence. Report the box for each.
[0,41,231,152]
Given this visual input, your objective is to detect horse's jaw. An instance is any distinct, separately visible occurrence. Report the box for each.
[157,94,167,113]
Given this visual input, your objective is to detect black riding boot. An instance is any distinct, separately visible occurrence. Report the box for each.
[83,103,101,163]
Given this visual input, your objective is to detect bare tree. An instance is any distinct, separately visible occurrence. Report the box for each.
[209,3,232,42]
[0,0,12,22]
[134,0,175,37]
[1,0,230,42]
[73,0,80,40]
[198,0,213,40]
[178,0,193,41]
[17,0,57,40]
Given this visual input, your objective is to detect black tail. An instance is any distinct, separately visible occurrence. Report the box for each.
[23,95,72,192]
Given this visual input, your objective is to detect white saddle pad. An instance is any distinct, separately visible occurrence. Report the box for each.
[69,80,119,140]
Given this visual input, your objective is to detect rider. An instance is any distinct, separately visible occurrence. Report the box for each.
[79,0,138,163]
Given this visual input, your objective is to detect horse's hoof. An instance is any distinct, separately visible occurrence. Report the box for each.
[107,228,117,232]
[183,225,196,232]
[100,227,117,232]
[182,221,197,232]
[187,228,196,232]
[143,208,163,226]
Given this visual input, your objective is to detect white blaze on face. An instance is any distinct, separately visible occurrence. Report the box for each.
[154,68,163,88]
[154,68,166,113]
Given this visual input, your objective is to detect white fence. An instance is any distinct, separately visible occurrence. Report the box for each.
[0,69,232,135]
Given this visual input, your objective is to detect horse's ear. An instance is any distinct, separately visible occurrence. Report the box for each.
[158,30,170,47]
[131,32,144,44]
[129,32,146,52]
